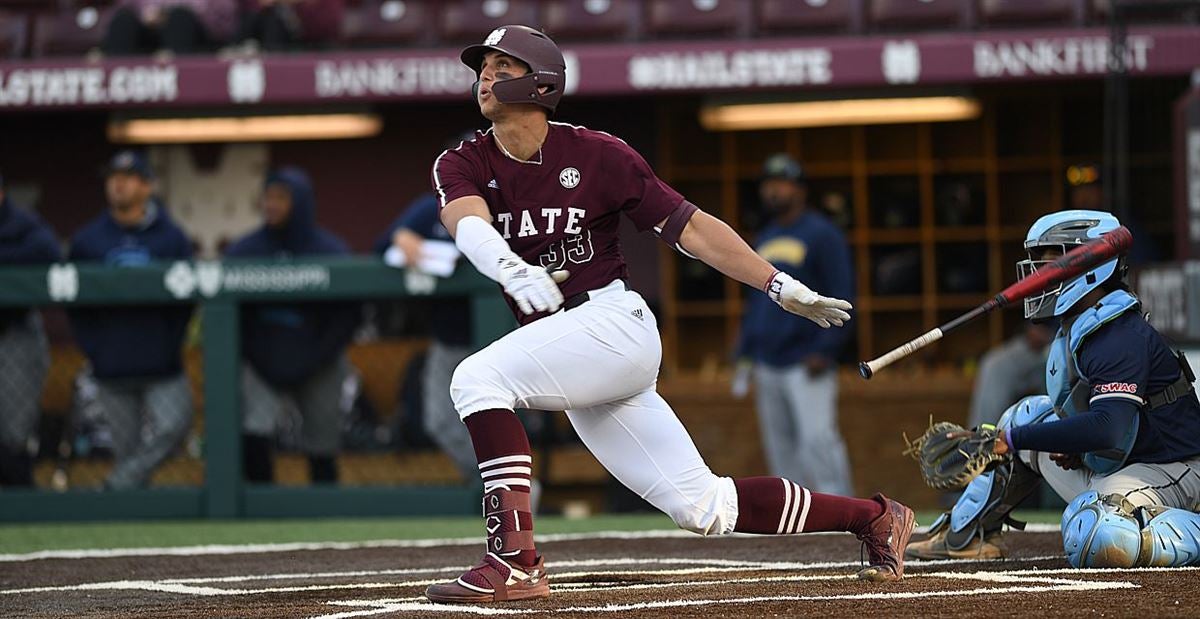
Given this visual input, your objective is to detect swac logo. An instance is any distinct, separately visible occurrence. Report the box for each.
[47,264,79,301]
[1094,382,1138,394]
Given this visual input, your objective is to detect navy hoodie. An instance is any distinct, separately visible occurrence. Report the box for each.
[0,196,61,331]
[67,200,194,380]
[225,167,360,387]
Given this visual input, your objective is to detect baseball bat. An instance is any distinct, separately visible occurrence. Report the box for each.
[858,226,1132,380]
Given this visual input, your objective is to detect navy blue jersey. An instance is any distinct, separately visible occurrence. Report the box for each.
[734,209,854,367]
[399,193,452,242]
[374,193,471,347]
[1009,310,1200,463]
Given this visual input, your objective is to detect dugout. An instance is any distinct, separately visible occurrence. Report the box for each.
[0,1,1196,517]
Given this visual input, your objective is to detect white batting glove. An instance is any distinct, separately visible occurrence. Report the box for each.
[497,254,569,315]
[765,271,852,328]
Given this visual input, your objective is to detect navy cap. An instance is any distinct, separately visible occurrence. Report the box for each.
[105,150,154,180]
[762,153,805,184]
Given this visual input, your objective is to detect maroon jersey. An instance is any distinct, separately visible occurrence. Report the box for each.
[433,122,685,322]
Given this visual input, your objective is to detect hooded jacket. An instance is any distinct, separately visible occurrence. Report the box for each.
[225,167,359,387]
[67,200,193,380]
[0,196,61,332]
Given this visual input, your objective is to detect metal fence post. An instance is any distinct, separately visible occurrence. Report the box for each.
[202,298,242,517]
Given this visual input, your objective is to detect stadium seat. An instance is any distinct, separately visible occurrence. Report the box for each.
[1091,0,1199,24]
[0,0,53,9]
[0,10,28,58]
[31,4,114,57]
[440,0,540,43]
[757,0,859,35]
[644,0,748,38]
[979,0,1081,27]
[340,0,437,48]
[867,0,968,31]
[542,0,636,41]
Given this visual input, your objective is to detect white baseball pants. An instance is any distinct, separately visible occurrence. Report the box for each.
[1021,450,1200,510]
[451,279,739,535]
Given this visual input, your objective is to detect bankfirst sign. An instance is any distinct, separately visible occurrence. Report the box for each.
[0,26,1196,110]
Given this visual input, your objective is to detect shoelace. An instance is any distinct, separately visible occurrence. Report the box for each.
[857,520,895,572]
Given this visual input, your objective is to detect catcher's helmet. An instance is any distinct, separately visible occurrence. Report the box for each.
[461,25,565,113]
[1017,209,1126,321]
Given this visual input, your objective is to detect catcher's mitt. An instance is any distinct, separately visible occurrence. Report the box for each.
[903,419,1010,491]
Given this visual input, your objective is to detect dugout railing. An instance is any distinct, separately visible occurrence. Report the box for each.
[0,257,512,522]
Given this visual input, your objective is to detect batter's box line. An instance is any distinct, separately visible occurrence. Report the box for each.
[0,555,1082,597]
[312,576,1140,618]
[549,566,1133,594]
[0,555,1069,598]
[0,557,768,595]
[0,561,884,597]
[0,525,1063,563]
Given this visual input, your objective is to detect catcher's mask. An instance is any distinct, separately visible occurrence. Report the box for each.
[461,25,565,113]
[1017,209,1127,321]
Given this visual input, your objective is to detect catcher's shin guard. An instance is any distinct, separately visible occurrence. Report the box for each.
[942,458,1042,551]
[1062,492,1200,568]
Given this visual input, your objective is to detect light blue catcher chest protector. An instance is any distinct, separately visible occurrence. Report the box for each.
[1047,289,1141,475]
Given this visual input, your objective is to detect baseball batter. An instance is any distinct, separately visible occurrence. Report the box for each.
[422,25,915,604]
[907,210,1200,567]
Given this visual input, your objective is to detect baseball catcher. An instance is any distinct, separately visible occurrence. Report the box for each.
[905,209,1200,568]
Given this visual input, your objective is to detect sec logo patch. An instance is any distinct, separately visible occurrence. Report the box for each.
[559,167,580,189]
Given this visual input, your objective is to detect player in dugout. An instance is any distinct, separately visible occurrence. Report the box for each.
[421,25,916,604]
[906,209,1200,568]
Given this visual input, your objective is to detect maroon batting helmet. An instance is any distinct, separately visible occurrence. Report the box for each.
[460,25,565,113]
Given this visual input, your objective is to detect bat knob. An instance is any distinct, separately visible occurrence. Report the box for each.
[858,362,873,380]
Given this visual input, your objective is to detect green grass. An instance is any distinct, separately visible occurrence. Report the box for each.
[0,513,676,555]
[0,510,1064,556]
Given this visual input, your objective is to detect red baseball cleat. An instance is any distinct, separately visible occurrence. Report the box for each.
[425,552,549,604]
[855,493,916,582]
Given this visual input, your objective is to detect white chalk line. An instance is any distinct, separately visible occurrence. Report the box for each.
[0,523,1064,563]
[302,560,1156,618]
[0,555,1071,596]
[0,550,1159,619]
[0,555,1137,615]
[0,529,686,563]
[550,569,1109,594]
[0,559,862,596]
[309,576,1139,618]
